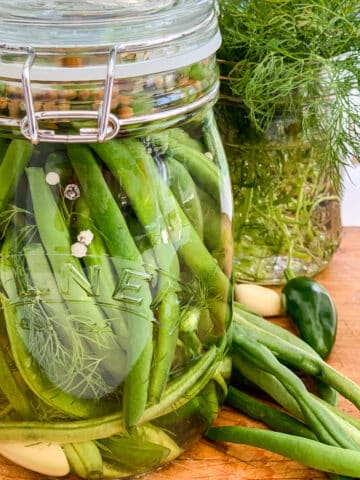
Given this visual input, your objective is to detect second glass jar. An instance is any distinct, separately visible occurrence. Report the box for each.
[216,93,342,284]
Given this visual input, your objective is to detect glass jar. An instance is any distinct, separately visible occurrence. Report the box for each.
[0,2,233,478]
[216,87,342,284]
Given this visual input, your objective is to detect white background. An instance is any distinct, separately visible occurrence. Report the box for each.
[342,164,360,226]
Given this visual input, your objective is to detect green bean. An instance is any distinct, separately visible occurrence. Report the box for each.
[234,303,318,355]
[0,411,126,443]
[315,379,339,407]
[314,395,360,432]
[226,385,317,440]
[75,197,128,354]
[203,109,233,216]
[149,290,180,403]
[234,341,337,446]
[233,304,360,411]
[0,138,9,163]
[198,381,220,426]
[0,238,116,418]
[122,337,154,429]
[64,441,103,480]
[232,309,360,452]
[125,216,158,290]
[24,243,82,348]
[233,321,320,376]
[0,333,33,420]
[232,352,304,418]
[45,150,73,184]
[0,342,224,444]
[233,337,360,449]
[26,167,125,393]
[24,242,125,401]
[165,155,204,238]
[91,138,180,403]
[67,144,154,427]
[206,426,360,477]
[147,132,220,201]
[124,140,230,335]
[141,341,223,423]
[309,395,360,448]
[98,434,169,472]
[167,127,205,152]
[102,462,133,479]
[90,139,180,295]
[197,187,233,276]
[0,294,113,419]
[147,140,231,334]
[0,139,33,214]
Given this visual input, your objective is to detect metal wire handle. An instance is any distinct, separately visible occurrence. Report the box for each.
[0,12,218,144]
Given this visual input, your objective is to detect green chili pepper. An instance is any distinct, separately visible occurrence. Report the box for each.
[281,269,337,360]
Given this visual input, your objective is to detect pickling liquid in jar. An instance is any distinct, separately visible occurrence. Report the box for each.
[215,89,342,285]
[0,1,233,478]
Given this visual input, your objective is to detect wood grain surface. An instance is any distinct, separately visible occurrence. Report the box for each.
[1,227,359,480]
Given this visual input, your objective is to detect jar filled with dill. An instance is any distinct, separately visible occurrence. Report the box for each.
[0,1,233,479]
[216,0,359,284]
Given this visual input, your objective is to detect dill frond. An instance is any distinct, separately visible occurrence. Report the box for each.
[217,0,360,190]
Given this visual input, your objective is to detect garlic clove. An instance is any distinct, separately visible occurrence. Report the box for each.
[235,283,282,317]
[0,440,70,477]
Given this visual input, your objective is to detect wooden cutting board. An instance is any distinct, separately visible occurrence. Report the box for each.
[1,227,359,480]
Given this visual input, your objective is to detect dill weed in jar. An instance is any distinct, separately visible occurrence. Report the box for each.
[216,91,342,284]
[214,0,360,284]
[0,1,232,479]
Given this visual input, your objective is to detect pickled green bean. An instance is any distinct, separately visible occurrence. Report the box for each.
[67,144,154,427]
[98,139,229,335]
[64,441,103,479]
[0,139,32,214]
[26,167,125,393]
[165,155,204,238]
[147,132,220,201]
[91,139,181,403]
[75,197,128,355]
[0,342,224,443]
[0,335,33,420]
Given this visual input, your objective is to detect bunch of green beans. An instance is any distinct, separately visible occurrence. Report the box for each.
[0,117,232,478]
[207,302,360,479]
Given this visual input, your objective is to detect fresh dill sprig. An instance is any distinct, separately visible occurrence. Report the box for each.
[217,0,360,191]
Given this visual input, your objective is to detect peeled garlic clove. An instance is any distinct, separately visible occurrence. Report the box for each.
[235,283,282,317]
[0,440,70,477]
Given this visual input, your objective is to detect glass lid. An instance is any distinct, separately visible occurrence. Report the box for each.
[0,0,175,21]
[0,0,221,143]
[0,0,215,48]
[0,0,220,81]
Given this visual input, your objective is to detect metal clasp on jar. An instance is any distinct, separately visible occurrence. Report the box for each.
[0,14,219,144]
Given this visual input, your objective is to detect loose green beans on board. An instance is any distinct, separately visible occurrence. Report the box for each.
[206,302,360,480]
[0,120,232,478]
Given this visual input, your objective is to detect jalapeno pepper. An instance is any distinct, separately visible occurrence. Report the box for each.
[281,269,337,359]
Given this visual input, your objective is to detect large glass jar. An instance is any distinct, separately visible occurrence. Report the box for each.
[0,2,233,478]
[216,85,342,285]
